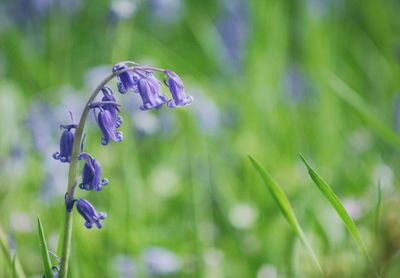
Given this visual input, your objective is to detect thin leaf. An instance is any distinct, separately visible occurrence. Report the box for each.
[326,71,400,149]
[0,224,26,278]
[300,154,370,261]
[12,254,17,278]
[37,216,53,278]
[248,155,323,274]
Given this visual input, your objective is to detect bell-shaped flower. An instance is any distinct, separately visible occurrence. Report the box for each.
[137,73,168,110]
[52,124,77,163]
[164,70,193,108]
[101,87,123,128]
[112,62,137,94]
[79,152,108,192]
[76,198,107,229]
[97,107,123,145]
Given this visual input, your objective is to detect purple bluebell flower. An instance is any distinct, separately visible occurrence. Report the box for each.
[112,62,136,94]
[89,88,123,145]
[79,152,108,192]
[52,124,77,163]
[163,70,193,108]
[76,198,107,229]
[100,87,123,128]
[97,108,124,145]
[137,71,168,110]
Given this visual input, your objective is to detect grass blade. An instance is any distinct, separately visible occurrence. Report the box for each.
[37,216,53,278]
[12,254,17,278]
[326,71,400,149]
[248,155,323,274]
[0,224,26,278]
[300,154,370,260]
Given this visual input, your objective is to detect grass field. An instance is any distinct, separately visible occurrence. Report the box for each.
[1,0,400,277]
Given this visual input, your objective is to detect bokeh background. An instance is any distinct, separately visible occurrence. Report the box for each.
[1,0,400,277]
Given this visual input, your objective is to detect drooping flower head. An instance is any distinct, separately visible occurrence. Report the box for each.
[76,198,107,229]
[52,123,77,163]
[136,70,168,110]
[97,108,124,145]
[113,62,137,94]
[79,152,108,192]
[100,87,123,128]
[54,61,193,237]
[163,70,193,108]
[89,89,123,145]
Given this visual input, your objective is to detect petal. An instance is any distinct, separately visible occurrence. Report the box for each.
[98,110,123,145]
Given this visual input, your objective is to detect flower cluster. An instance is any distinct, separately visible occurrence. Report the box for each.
[53,61,192,231]
[113,62,193,110]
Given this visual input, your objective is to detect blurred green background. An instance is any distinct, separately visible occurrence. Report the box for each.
[1,0,400,277]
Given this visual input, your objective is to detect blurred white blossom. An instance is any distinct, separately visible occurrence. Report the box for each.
[143,247,181,276]
[257,264,278,278]
[150,166,181,198]
[229,202,258,230]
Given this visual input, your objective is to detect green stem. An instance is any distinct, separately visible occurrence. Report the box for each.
[59,68,132,278]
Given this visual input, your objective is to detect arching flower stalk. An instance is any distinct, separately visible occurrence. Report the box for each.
[52,61,192,278]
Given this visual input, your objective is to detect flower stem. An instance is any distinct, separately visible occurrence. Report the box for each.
[59,67,133,278]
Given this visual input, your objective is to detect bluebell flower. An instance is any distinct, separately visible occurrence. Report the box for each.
[79,152,108,192]
[98,108,124,145]
[112,62,137,94]
[52,124,77,163]
[163,70,193,108]
[76,198,107,229]
[89,89,123,145]
[101,87,123,128]
[137,71,168,110]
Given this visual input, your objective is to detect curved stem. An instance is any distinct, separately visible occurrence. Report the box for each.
[135,66,165,73]
[59,67,133,278]
[119,60,141,66]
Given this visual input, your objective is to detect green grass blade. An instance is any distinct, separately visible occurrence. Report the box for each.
[0,224,26,278]
[300,154,370,260]
[12,254,17,278]
[248,155,323,274]
[326,71,400,149]
[37,217,53,278]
